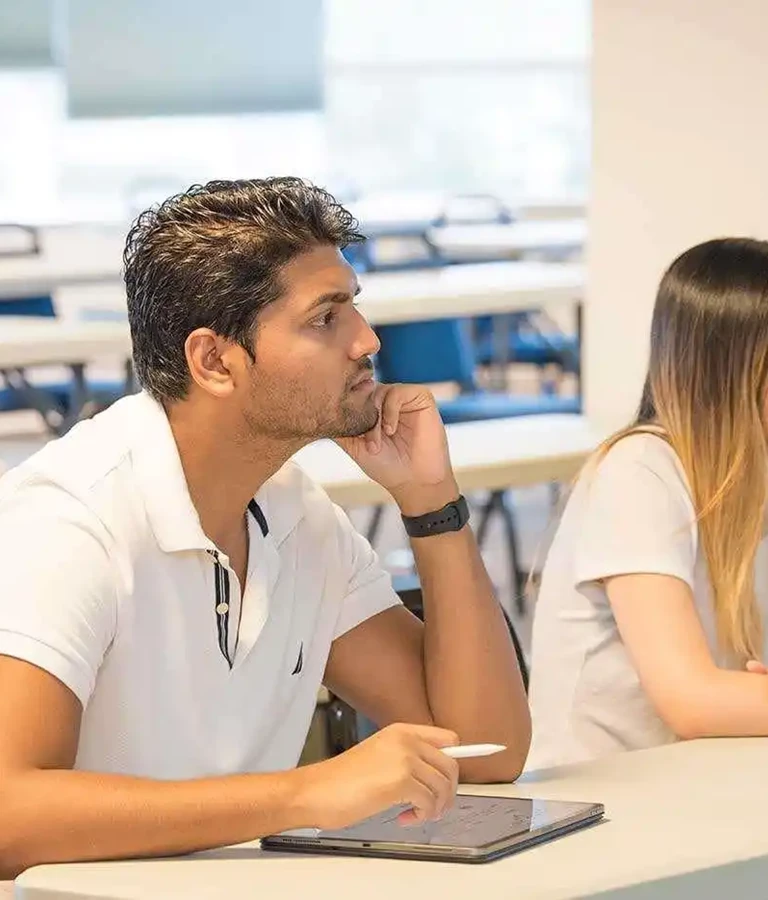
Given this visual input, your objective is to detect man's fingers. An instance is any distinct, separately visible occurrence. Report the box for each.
[399,770,441,823]
[364,385,387,452]
[419,745,459,817]
[380,385,406,436]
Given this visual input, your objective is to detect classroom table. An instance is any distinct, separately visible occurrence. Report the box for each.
[0,228,124,299]
[428,219,587,261]
[294,414,596,508]
[0,262,584,433]
[15,738,768,899]
[71,261,584,327]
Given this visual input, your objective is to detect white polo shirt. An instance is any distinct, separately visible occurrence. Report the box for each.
[0,392,400,778]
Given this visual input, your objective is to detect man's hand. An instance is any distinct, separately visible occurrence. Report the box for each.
[336,383,458,514]
[294,723,460,829]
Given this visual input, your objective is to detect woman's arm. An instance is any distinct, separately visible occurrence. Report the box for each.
[606,573,768,739]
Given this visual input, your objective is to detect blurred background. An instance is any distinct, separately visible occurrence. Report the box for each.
[4,0,768,760]
[0,0,589,223]
[0,0,593,759]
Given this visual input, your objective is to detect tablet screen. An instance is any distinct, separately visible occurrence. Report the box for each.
[311,796,599,849]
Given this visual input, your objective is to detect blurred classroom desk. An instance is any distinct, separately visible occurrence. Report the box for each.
[0,317,131,368]
[68,261,585,326]
[358,261,583,324]
[15,738,768,900]
[0,262,584,361]
[0,227,124,299]
[0,316,133,433]
[428,219,587,262]
[0,262,583,434]
[294,414,597,507]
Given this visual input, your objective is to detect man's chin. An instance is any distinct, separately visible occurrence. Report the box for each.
[333,399,379,439]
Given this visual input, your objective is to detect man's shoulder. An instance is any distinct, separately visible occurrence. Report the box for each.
[0,401,143,542]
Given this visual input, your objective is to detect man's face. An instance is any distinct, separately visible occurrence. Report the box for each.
[239,244,381,442]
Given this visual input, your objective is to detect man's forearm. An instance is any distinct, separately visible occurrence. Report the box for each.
[401,485,531,782]
[0,766,315,878]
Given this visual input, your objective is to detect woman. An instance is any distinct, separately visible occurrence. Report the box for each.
[528,237,768,770]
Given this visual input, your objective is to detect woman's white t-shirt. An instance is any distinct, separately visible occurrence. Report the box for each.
[528,432,768,770]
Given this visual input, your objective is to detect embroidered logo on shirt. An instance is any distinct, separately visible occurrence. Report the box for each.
[291,643,304,676]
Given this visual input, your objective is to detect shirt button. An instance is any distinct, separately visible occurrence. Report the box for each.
[216,602,229,615]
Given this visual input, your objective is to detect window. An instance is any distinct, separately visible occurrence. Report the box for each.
[324,0,590,200]
[0,0,590,221]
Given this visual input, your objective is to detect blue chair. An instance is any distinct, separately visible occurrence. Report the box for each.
[374,318,581,423]
[374,317,579,613]
[472,312,580,380]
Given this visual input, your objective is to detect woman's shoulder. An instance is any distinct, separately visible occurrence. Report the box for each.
[592,429,686,486]
[567,429,695,520]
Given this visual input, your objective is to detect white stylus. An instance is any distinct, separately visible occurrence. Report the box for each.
[440,743,507,759]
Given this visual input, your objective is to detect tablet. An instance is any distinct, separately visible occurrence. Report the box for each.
[262,794,604,863]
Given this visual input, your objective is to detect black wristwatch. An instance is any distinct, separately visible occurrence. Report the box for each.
[401,495,470,538]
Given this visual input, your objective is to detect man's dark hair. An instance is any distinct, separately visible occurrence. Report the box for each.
[123,177,364,403]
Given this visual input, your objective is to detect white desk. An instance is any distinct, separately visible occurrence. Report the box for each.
[348,193,586,235]
[72,262,584,327]
[15,738,768,899]
[0,317,131,368]
[0,228,124,299]
[429,220,587,261]
[0,317,134,434]
[3,262,583,365]
[294,415,596,508]
[359,262,583,325]
[0,262,583,433]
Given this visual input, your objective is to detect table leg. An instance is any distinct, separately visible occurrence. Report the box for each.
[575,300,583,399]
[124,357,136,394]
[1,364,96,437]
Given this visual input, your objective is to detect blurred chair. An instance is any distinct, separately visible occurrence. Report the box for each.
[424,198,580,387]
[472,311,580,391]
[375,318,580,423]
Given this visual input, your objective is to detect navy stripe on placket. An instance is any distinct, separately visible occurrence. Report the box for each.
[209,501,268,668]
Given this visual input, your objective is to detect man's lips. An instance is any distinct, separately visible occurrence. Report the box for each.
[350,374,375,391]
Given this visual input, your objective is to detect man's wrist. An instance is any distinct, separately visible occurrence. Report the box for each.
[392,480,461,518]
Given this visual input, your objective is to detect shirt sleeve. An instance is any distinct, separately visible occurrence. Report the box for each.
[0,482,118,707]
[573,437,698,590]
[331,504,402,640]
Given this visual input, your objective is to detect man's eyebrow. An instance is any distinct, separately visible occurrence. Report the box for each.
[306,284,361,311]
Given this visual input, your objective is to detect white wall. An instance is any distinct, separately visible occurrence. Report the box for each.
[587,0,768,433]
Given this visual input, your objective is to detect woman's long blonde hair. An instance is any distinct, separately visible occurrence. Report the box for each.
[595,238,768,662]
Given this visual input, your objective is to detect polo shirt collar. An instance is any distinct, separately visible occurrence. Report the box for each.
[128,393,305,553]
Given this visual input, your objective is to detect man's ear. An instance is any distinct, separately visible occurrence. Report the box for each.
[184,329,239,398]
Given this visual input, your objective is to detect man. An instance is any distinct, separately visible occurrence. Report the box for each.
[0,178,530,877]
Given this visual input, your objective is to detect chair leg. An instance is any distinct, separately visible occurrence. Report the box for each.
[475,491,497,548]
[476,491,527,618]
[498,492,527,617]
[366,505,385,545]
[324,695,359,755]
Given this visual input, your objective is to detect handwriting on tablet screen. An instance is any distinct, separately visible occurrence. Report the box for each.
[324,797,584,847]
